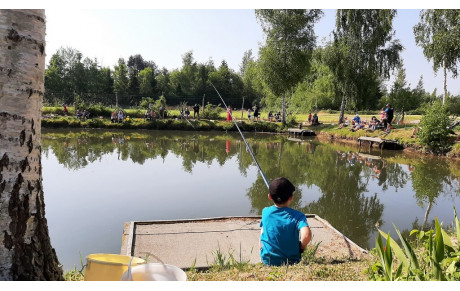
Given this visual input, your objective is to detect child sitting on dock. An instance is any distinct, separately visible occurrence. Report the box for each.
[260,177,312,266]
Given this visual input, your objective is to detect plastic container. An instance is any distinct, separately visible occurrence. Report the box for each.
[121,263,187,281]
[84,253,145,281]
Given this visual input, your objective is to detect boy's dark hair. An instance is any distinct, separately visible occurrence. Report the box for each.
[269,177,295,204]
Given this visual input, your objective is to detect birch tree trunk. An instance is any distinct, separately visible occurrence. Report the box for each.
[443,59,447,105]
[338,96,345,124]
[0,9,63,280]
[282,92,286,127]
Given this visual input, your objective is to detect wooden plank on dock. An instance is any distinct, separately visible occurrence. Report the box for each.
[287,128,315,136]
[357,137,384,143]
[120,215,368,269]
[358,136,402,150]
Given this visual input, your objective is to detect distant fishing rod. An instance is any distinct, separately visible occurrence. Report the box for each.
[210,82,270,189]
[179,108,196,130]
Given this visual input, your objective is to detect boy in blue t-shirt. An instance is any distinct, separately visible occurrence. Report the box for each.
[259,177,312,266]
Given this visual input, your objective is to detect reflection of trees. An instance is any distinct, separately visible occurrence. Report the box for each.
[42,130,244,172]
[244,140,385,248]
[299,148,384,249]
[410,158,457,227]
[245,139,312,214]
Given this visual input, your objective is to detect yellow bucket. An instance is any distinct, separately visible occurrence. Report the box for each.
[84,254,145,281]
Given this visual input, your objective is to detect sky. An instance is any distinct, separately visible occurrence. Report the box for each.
[16,1,460,95]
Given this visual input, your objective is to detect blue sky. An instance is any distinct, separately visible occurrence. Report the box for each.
[41,7,460,95]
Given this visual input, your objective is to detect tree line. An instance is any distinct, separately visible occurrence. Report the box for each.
[44,9,460,124]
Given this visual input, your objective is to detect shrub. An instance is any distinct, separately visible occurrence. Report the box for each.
[139,97,155,109]
[86,118,105,128]
[42,106,65,115]
[417,101,454,153]
[80,104,112,117]
[287,115,297,127]
[202,102,224,120]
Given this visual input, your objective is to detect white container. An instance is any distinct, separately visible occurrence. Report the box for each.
[121,263,187,281]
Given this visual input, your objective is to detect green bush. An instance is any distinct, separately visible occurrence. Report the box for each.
[287,115,297,127]
[139,97,155,109]
[417,101,454,153]
[85,104,112,117]
[86,118,105,128]
[202,103,224,120]
[42,106,66,115]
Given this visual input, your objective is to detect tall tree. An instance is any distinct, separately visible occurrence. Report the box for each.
[0,9,63,280]
[156,67,172,97]
[386,62,417,121]
[179,50,199,96]
[256,9,323,126]
[414,9,460,104]
[126,54,157,99]
[208,60,244,107]
[127,69,139,95]
[138,67,155,96]
[239,49,254,77]
[242,59,266,108]
[291,46,338,113]
[330,9,403,123]
[113,58,129,105]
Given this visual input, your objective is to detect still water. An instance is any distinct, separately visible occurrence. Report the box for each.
[41,129,460,271]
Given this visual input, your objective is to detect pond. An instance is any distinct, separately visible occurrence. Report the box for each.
[41,129,460,271]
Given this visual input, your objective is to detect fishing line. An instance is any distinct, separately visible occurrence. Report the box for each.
[179,109,196,130]
[210,82,270,189]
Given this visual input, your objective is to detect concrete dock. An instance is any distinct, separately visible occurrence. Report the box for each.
[120,215,368,269]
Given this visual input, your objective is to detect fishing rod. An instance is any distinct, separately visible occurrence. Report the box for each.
[179,108,196,130]
[210,82,270,189]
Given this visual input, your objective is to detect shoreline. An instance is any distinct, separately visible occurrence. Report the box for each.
[41,116,460,159]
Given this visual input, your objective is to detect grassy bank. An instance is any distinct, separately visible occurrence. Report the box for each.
[63,250,374,281]
[41,115,284,133]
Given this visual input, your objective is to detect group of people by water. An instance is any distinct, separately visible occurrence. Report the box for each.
[111,110,130,123]
[247,105,262,121]
[337,104,394,133]
[180,104,201,120]
[225,105,276,122]
[307,113,320,125]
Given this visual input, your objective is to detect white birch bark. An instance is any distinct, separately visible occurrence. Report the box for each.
[0,9,62,280]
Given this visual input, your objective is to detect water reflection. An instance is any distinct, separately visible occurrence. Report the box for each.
[41,129,460,270]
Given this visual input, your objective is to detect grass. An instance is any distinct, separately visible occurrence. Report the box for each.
[186,258,373,281]
[64,258,373,281]
[185,240,373,281]
[64,243,373,281]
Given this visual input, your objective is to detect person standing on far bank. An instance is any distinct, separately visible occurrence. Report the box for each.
[193,104,200,120]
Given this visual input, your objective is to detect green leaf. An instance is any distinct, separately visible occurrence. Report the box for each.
[432,260,444,281]
[393,224,421,279]
[446,261,457,276]
[378,229,409,268]
[395,263,403,280]
[410,229,419,236]
[418,230,425,241]
[434,217,445,263]
[385,233,393,281]
[441,228,454,252]
[375,233,391,281]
